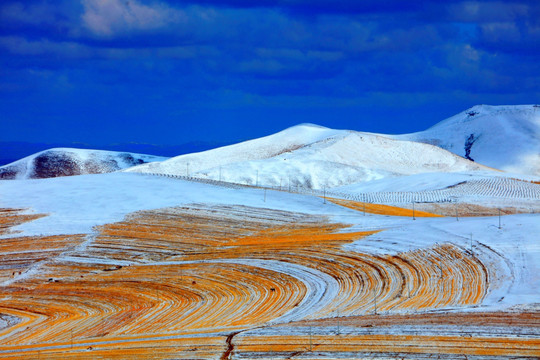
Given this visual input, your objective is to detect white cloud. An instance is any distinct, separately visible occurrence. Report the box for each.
[81,0,186,36]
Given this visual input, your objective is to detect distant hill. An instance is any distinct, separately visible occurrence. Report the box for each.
[0,141,231,166]
[0,148,167,180]
[124,124,489,189]
[394,105,540,176]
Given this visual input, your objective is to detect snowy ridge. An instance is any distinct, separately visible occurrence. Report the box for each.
[125,125,488,189]
[0,148,167,180]
[395,105,540,175]
[124,124,345,178]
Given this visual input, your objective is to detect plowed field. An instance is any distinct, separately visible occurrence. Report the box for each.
[0,206,537,359]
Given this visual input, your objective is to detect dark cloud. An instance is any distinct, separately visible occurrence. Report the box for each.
[0,0,538,146]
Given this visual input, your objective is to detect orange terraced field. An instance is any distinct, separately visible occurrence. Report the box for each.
[325,197,444,217]
[0,206,538,359]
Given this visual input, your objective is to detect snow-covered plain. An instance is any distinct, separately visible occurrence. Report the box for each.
[0,173,359,237]
[331,171,540,208]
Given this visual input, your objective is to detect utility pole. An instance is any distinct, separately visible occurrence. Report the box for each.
[498,208,501,229]
[374,288,377,315]
[451,197,459,221]
[309,326,312,351]
[288,176,291,192]
[412,202,416,220]
[437,263,443,300]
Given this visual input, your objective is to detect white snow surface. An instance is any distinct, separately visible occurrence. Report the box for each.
[0,172,363,237]
[394,105,540,176]
[0,147,167,180]
[125,124,489,189]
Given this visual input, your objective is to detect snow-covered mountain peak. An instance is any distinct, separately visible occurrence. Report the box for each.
[285,123,331,130]
[271,122,341,140]
[124,124,347,176]
[396,105,540,175]
[430,104,538,128]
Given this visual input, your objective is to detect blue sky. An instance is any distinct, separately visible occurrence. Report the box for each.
[1,0,539,147]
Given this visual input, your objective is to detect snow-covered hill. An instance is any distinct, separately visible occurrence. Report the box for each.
[6,105,537,184]
[394,105,540,176]
[124,124,489,189]
[0,148,167,180]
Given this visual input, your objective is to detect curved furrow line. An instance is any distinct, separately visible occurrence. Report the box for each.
[216,259,338,324]
[0,309,46,344]
[114,263,306,334]
[254,244,488,318]
[0,262,308,346]
[3,285,146,344]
